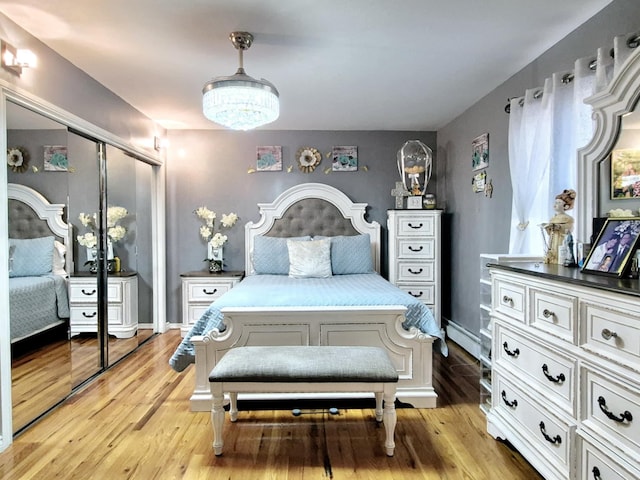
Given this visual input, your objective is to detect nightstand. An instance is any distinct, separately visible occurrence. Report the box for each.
[69,272,138,339]
[180,271,244,336]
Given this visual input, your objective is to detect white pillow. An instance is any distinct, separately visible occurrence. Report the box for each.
[287,238,332,278]
[53,240,67,276]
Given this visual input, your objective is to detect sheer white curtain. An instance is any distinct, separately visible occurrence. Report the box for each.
[507,34,638,255]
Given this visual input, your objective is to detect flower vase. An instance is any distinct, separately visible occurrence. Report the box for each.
[208,246,223,273]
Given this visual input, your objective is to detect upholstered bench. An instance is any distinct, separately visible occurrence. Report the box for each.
[209,345,399,456]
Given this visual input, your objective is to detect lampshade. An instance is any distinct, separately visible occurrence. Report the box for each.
[202,32,279,130]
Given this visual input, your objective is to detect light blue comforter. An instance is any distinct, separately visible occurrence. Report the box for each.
[10,274,70,342]
[169,273,447,372]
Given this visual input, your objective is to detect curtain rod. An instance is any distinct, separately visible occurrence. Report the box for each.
[505,32,640,114]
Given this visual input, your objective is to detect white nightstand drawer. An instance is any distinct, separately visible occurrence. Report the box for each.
[69,281,122,303]
[530,288,577,343]
[70,304,123,325]
[396,283,435,304]
[396,261,434,282]
[397,238,435,259]
[581,366,640,453]
[187,304,210,324]
[187,281,233,302]
[493,278,525,322]
[582,302,640,366]
[395,215,435,236]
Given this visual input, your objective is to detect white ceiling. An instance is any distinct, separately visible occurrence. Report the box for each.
[1,0,614,131]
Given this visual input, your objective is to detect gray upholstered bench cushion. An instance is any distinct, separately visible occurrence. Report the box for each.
[209,346,399,383]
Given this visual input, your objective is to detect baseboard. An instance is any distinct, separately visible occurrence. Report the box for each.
[444,319,480,359]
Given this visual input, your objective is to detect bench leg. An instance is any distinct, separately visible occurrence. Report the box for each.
[383,384,397,457]
[229,392,239,422]
[211,383,225,456]
[374,392,383,422]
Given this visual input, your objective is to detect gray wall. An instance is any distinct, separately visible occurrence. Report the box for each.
[164,130,437,325]
[438,0,640,338]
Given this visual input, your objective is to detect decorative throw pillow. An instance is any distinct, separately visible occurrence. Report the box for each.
[9,236,54,277]
[8,244,15,275]
[252,235,311,274]
[330,234,374,274]
[287,237,332,278]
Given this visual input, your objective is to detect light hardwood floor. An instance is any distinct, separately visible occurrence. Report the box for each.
[0,331,543,479]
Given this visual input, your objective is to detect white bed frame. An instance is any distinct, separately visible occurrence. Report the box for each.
[189,183,437,410]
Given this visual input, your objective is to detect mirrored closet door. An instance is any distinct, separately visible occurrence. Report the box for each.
[6,100,157,434]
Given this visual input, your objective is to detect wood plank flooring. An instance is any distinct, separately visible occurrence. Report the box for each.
[0,331,543,479]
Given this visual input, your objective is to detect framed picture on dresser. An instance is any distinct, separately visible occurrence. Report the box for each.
[582,218,640,277]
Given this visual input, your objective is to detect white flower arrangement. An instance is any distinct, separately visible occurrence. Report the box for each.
[194,206,238,252]
[608,208,635,218]
[76,206,129,248]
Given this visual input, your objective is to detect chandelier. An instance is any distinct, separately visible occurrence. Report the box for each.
[202,32,279,130]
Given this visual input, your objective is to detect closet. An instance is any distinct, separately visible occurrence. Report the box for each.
[4,97,160,435]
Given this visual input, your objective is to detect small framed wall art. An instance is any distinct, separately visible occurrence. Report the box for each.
[44,145,68,171]
[256,146,283,171]
[472,133,489,171]
[332,146,358,172]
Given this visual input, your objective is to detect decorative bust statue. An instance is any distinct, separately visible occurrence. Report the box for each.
[542,189,576,264]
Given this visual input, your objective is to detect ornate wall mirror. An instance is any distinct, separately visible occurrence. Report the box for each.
[577,46,640,243]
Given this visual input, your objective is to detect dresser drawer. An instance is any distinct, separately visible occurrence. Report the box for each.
[494,373,574,471]
[581,366,640,454]
[396,261,434,283]
[582,302,640,367]
[396,238,435,259]
[69,281,122,303]
[493,278,525,322]
[70,304,123,325]
[394,215,435,237]
[395,283,435,304]
[187,304,210,325]
[530,287,577,343]
[186,281,233,302]
[579,435,640,480]
[495,323,576,415]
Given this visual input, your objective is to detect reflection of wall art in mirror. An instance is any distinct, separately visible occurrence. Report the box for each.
[611,148,640,198]
[7,146,29,173]
[472,133,489,171]
[332,146,358,172]
[581,218,640,277]
[472,171,487,193]
[43,145,68,171]
[256,146,282,171]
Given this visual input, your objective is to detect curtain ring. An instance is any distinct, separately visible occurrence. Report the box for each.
[627,33,640,49]
[561,73,574,84]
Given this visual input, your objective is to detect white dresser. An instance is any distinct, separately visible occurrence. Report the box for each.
[387,210,441,326]
[69,272,138,339]
[487,263,640,480]
[180,271,244,336]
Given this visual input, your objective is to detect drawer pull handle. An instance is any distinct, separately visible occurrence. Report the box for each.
[203,288,218,295]
[598,396,633,423]
[542,309,555,319]
[502,295,513,306]
[601,329,617,340]
[81,289,96,296]
[502,342,520,357]
[501,390,517,408]
[538,421,561,445]
[408,245,423,252]
[592,466,601,480]
[408,268,423,275]
[408,291,423,298]
[82,312,97,318]
[541,364,565,383]
[407,222,423,229]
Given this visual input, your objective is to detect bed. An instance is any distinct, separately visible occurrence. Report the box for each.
[8,183,71,343]
[170,183,446,410]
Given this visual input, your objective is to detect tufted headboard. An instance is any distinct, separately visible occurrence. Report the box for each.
[8,183,73,273]
[245,183,381,274]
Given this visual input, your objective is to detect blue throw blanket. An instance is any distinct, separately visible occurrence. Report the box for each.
[169,273,447,372]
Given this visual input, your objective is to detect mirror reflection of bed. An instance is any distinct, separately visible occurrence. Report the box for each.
[8,183,73,432]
